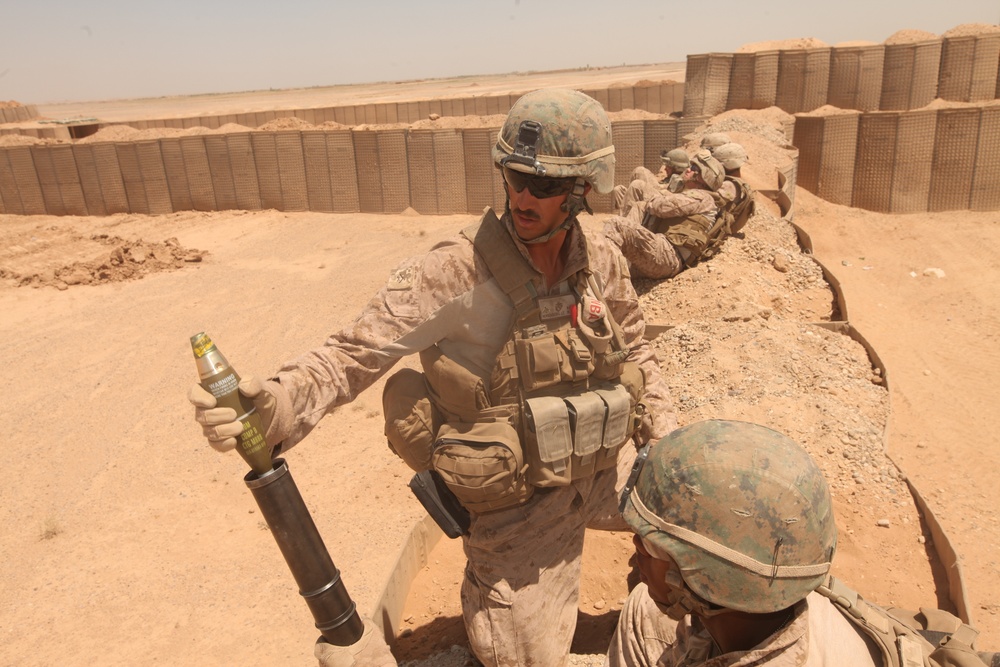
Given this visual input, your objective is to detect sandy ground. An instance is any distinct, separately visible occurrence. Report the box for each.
[2,66,999,666]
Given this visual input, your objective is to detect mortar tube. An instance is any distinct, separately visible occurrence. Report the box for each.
[244,459,364,646]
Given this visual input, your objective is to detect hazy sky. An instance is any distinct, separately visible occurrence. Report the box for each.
[2,0,998,104]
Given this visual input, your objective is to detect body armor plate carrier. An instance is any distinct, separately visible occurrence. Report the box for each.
[383,211,647,513]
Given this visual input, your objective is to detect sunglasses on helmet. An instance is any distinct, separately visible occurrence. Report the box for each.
[502,166,577,199]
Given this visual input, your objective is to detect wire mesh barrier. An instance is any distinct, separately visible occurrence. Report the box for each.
[2,56,1000,217]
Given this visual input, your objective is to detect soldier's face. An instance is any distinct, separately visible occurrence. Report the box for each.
[631,533,681,607]
[505,174,573,242]
[682,167,703,189]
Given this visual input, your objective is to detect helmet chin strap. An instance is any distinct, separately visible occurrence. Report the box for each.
[506,177,589,245]
[563,177,592,218]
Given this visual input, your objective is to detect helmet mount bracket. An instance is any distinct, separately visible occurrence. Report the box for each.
[500,120,547,175]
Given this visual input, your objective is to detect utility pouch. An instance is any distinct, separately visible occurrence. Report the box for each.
[382,368,440,473]
[662,215,712,256]
[420,345,489,420]
[515,335,561,391]
[515,329,595,393]
[432,418,532,513]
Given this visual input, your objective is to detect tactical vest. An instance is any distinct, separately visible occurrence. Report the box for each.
[641,199,719,269]
[816,575,999,667]
[382,211,647,513]
[641,178,756,268]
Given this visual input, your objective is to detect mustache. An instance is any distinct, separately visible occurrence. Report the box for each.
[511,206,540,220]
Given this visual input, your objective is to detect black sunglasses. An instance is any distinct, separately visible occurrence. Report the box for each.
[502,166,576,199]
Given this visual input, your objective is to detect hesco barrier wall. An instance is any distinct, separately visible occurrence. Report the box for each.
[687,33,1000,116]
[0,82,685,141]
[683,53,733,117]
[775,48,832,114]
[11,82,683,138]
[0,104,39,125]
[6,102,996,217]
[937,33,1000,103]
[827,45,885,112]
[795,104,1000,213]
[880,40,944,111]
[0,116,715,217]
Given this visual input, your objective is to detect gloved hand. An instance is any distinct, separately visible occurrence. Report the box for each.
[314,618,398,667]
[189,375,279,454]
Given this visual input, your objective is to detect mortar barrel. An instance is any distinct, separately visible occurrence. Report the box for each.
[245,459,364,646]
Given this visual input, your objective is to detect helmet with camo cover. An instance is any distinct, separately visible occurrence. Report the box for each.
[660,148,690,172]
[689,149,726,192]
[700,132,731,153]
[621,419,837,615]
[714,142,748,171]
[493,88,616,194]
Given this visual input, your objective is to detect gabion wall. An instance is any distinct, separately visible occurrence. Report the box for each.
[685,32,1000,116]
[0,114,713,217]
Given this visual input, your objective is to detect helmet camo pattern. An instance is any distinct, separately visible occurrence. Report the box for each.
[714,142,748,170]
[492,88,616,194]
[700,132,731,153]
[622,419,837,614]
[690,150,726,192]
[661,148,690,171]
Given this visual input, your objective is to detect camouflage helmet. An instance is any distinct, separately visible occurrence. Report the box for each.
[621,419,837,615]
[689,150,726,191]
[492,88,616,194]
[700,132,731,153]
[660,148,690,172]
[714,142,748,170]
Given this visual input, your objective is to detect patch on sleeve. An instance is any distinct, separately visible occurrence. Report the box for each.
[387,266,416,291]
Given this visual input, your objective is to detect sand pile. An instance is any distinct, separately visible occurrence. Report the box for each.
[736,37,828,52]
[943,23,1000,37]
[1,232,207,289]
[885,29,939,44]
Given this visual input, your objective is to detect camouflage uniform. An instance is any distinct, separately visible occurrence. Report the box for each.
[602,189,718,279]
[614,166,668,217]
[606,583,881,666]
[716,179,736,205]
[613,147,688,218]
[637,189,717,226]
[266,212,676,666]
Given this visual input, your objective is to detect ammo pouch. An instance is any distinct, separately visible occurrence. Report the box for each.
[431,417,533,513]
[522,359,645,488]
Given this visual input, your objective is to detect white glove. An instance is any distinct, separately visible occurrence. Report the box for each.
[189,375,278,454]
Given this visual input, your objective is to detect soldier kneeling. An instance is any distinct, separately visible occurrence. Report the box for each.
[610,419,998,667]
